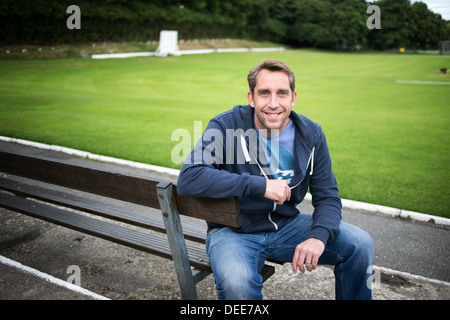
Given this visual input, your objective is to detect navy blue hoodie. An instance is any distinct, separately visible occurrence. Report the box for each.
[177,104,342,245]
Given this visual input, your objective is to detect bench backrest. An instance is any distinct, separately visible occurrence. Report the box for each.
[0,149,241,227]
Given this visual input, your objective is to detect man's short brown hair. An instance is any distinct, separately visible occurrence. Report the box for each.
[247,60,296,96]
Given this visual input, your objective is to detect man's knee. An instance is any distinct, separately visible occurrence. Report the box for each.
[356,229,374,256]
[349,228,374,268]
[339,223,374,262]
[215,268,263,300]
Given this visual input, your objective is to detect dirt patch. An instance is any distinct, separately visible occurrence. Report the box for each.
[381,273,412,287]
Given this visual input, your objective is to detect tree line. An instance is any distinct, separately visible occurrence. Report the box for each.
[1,0,449,50]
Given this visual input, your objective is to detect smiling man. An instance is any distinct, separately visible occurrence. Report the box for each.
[249,68,297,133]
[177,60,374,300]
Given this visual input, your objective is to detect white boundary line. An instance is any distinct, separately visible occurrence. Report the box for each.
[92,47,285,59]
[0,255,110,300]
[92,51,156,59]
[395,80,450,85]
[1,135,449,226]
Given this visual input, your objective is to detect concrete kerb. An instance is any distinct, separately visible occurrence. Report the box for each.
[0,255,110,300]
[1,135,448,227]
[339,197,450,226]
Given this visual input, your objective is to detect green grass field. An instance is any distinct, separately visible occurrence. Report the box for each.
[0,49,449,217]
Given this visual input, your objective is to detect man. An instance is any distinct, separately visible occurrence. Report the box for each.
[177,60,374,300]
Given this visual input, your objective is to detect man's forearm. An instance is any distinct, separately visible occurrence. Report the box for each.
[177,163,266,199]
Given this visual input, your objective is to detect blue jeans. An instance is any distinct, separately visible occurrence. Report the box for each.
[206,213,374,300]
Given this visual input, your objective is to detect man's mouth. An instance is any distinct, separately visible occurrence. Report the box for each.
[264,112,282,118]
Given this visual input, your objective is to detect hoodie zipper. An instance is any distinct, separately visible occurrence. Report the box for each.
[241,135,315,231]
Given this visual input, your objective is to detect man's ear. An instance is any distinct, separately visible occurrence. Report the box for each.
[247,91,254,107]
[291,91,298,106]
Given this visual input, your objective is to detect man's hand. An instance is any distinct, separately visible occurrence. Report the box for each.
[292,238,325,273]
[264,179,291,204]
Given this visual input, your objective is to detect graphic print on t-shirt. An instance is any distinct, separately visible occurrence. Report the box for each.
[257,121,296,185]
[260,140,294,184]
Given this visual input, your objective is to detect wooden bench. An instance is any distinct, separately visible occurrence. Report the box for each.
[0,149,279,299]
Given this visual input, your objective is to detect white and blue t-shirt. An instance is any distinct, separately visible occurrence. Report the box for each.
[257,121,296,185]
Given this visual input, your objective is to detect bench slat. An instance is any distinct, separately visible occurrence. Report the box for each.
[0,177,207,243]
[0,149,241,227]
[0,191,211,271]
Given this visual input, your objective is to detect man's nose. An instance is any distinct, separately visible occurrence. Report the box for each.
[269,95,280,108]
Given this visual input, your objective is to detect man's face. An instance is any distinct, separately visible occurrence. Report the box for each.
[247,69,297,134]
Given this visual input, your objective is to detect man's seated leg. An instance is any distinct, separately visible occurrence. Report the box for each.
[206,227,267,300]
[266,214,374,300]
[321,221,374,300]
